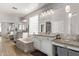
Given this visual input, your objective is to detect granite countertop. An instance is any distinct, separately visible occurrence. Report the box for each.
[52,39,79,51]
[17,38,33,44]
[33,33,57,37]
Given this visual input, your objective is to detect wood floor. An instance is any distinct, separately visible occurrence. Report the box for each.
[0,37,32,56]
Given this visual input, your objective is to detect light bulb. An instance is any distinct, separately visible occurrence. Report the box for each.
[50,9,54,15]
[43,12,47,16]
[47,10,51,15]
[41,13,45,16]
[65,5,70,13]
[68,13,72,18]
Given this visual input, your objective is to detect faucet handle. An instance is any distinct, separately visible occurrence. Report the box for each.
[56,34,61,39]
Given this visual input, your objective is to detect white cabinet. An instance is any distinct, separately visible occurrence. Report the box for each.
[33,36,41,50]
[33,36,54,56]
[41,37,53,56]
[41,37,47,53]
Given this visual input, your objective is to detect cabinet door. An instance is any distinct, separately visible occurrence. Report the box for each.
[41,37,53,56]
[33,37,41,50]
[57,47,68,56]
[46,40,53,56]
[41,38,47,54]
[69,50,79,56]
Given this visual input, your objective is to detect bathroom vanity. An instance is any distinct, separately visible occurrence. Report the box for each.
[16,38,34,53]
[52,38,79,56]
[32,34,56,56]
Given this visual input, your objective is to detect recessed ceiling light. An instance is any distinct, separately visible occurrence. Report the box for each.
[25,9,28,11]
[12,7,17,10]
[47,10,51,15]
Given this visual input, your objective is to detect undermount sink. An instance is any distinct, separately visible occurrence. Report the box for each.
[18,38,33,43]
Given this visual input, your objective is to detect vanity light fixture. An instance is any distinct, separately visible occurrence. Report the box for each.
[40,13,43,17]
[65,5,70,13]
[44,12,48,16]
[40,9,54,17]
[47,10,51,15]
[50,9,54,15]
[41,13,45,16]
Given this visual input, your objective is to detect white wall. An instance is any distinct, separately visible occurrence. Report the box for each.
[37,4,69,34]
[0,14,21,36]
[71,12,79,35]
[0,14,19,23]
[26,4,79,35]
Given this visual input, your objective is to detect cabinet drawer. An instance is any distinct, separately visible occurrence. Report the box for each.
[57,47,68,56]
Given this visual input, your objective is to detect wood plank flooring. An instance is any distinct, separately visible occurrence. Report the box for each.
[0,37,32,56]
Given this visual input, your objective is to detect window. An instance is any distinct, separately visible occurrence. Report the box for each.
[19,24,25,31]
[22,25,25,30]
[29,15,38,34]
[19,24,22,30]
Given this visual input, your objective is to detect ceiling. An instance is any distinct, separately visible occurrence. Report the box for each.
[0,3,47,17]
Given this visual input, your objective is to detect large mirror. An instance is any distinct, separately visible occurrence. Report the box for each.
[46,21,51,34]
